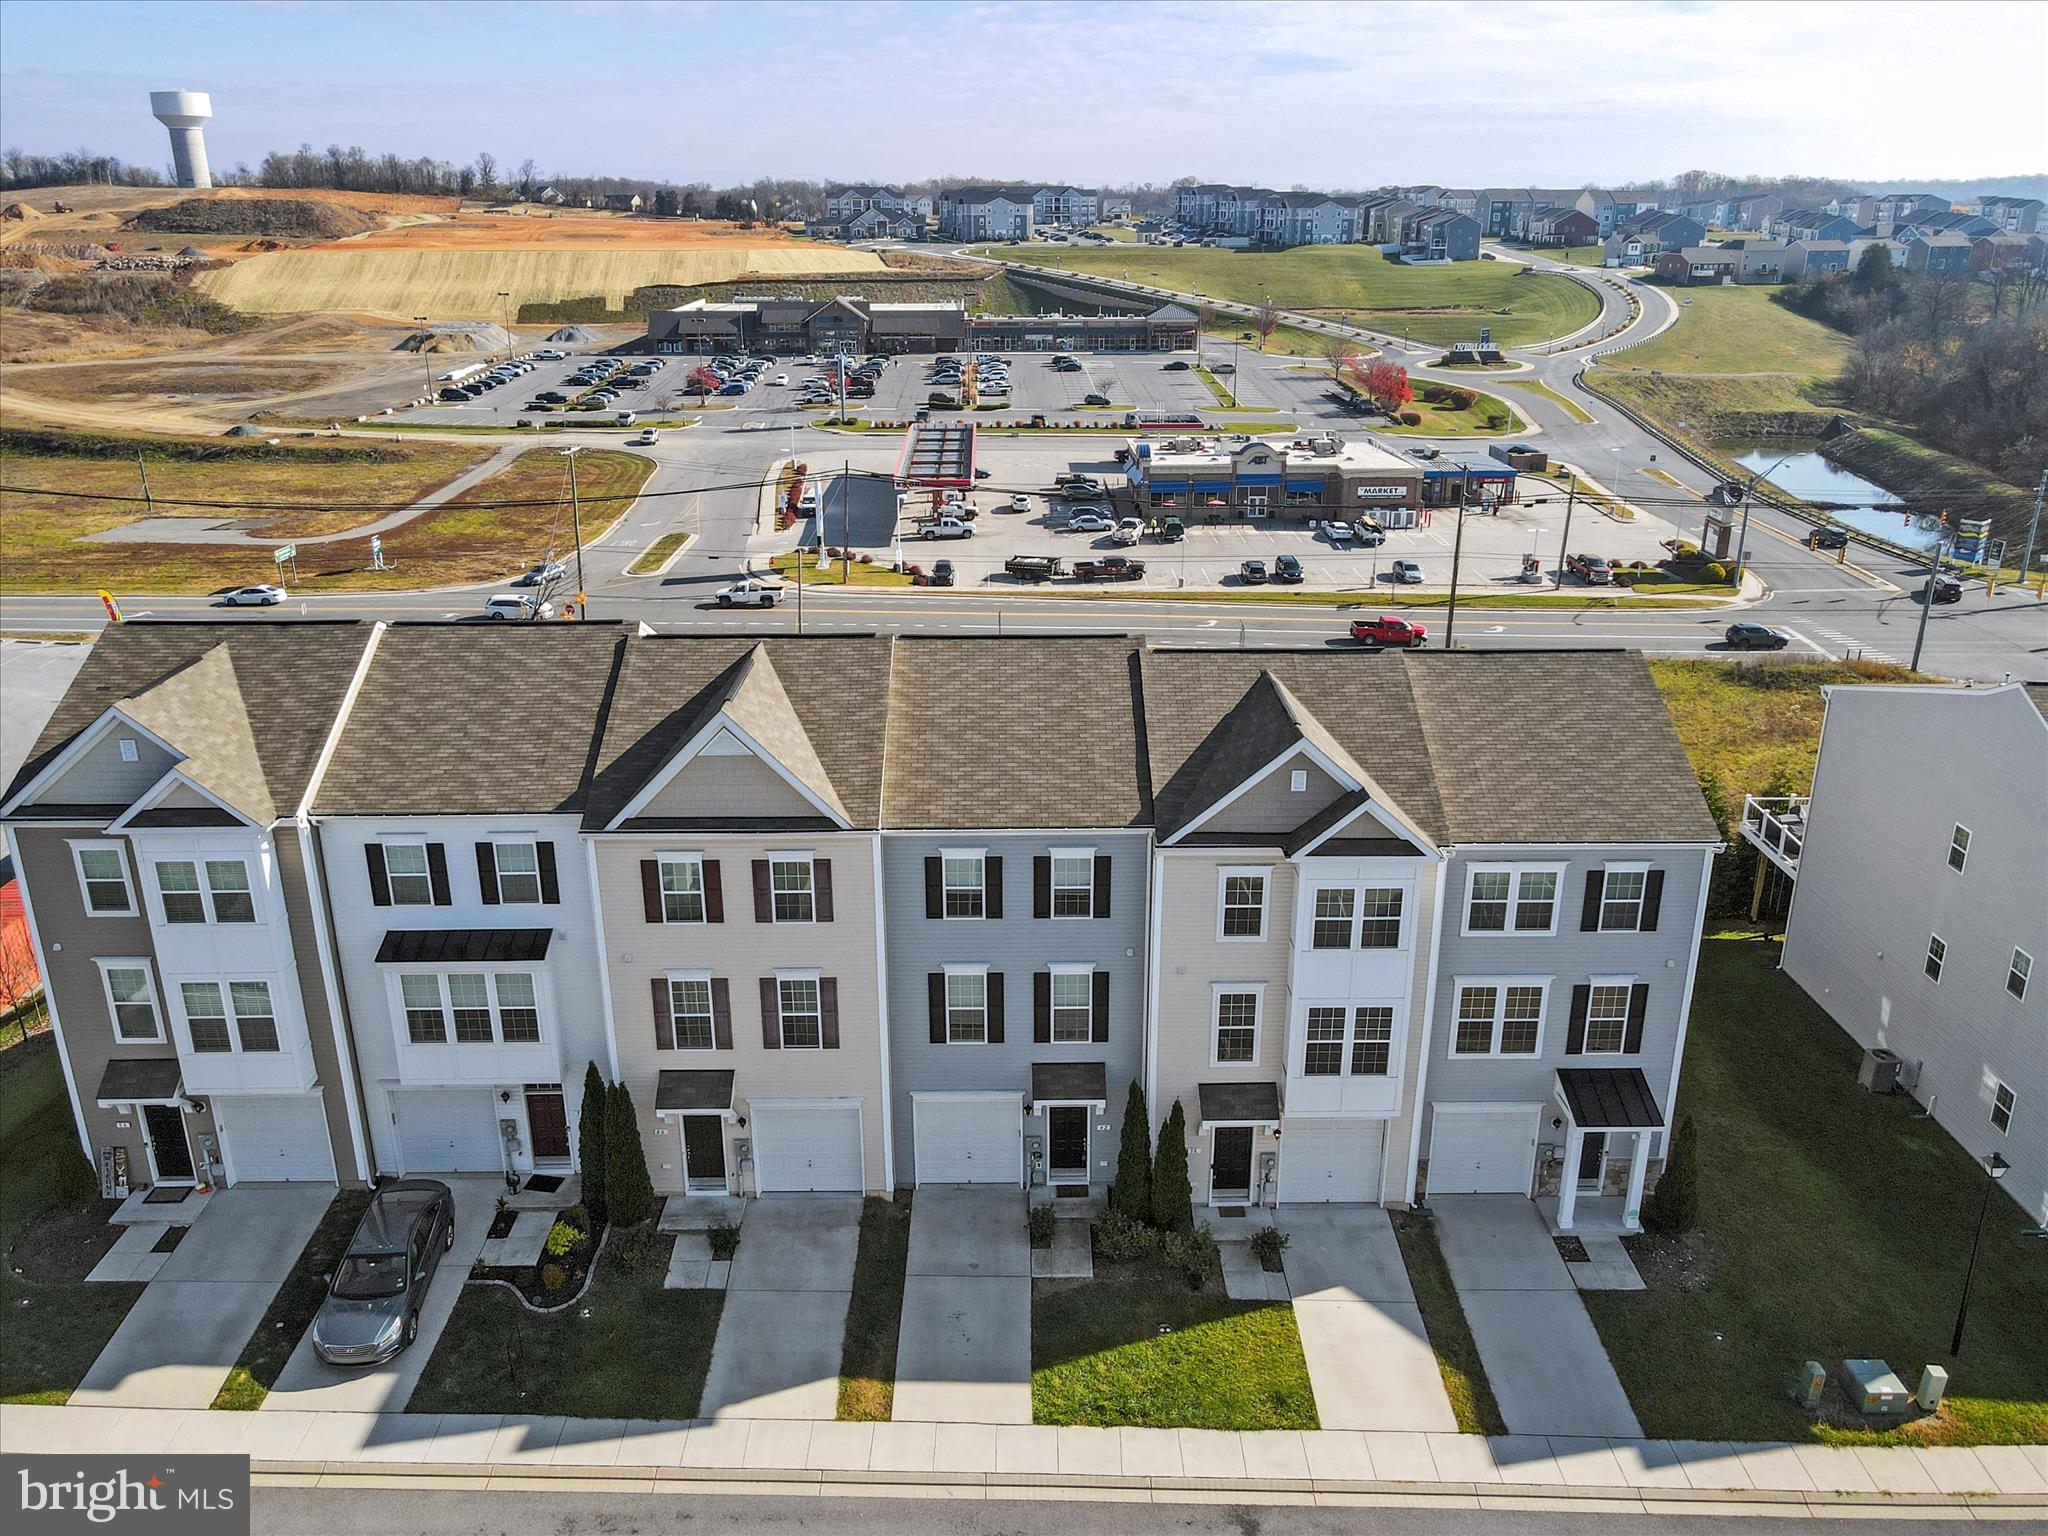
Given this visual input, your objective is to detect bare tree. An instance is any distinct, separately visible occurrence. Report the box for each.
[516,158,538,201]
[1195,302,1216,366]
[474,152,498,192]
[1320,333,1358,384]
[1253,295,1281,349]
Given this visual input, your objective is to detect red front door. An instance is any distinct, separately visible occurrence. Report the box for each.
[525,1090,571,1161]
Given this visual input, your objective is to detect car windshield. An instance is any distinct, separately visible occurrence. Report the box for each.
[332,1251,408,1300]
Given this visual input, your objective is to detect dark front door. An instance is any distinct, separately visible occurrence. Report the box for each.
[683,1115,726,1187]
[1048,1107,1088,1178]
[1211,1126,1253,1198]
[1577,1131,1607,1187]
[524,1091,570,1161]
[144,1103,194,1182]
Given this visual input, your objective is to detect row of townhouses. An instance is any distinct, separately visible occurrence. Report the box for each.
[1169,185,1479,259]
[936,185,1102,241]
[1645,228,2043,286]
[5,626,1720,1234]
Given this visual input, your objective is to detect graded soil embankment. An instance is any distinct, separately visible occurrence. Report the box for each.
[129,198,377,240]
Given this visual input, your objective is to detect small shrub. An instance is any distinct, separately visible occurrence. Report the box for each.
[707,1221,742,1261]
[1248,1225,1290,1271]
[1109,1081,1152,1222]
[1160,1224,1219,1290]
[538,1260,567,1293]
[1485,411,1510,429]
[543,1218,585,1258]
[1151,1100,1194,1233]
[1027,1204,1056,1249]
[1446,387,1478,410]
[1701,561,1729,582]
[604,1219,662,1275]
[1398,410,1421,426]
[1094,1209,1158,1264]
[1643,1117,1700,1234]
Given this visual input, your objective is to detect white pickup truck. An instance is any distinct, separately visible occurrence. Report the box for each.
[714,577,787,608]
[918,517,975,541]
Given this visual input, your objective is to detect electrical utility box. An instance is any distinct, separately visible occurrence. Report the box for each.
[1916,1365,1950,1411]
[1839,1358,1911,1416]
[1791,1360,1826,1411]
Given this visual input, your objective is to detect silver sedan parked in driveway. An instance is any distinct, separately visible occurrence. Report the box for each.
[311,1179,455,1366]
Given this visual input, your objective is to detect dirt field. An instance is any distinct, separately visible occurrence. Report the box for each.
[336,210,824,250]
[4,360,342,405]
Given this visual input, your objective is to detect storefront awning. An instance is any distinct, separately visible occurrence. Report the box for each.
[656,1069,736,1114]
[1555,1067,1664,1130]
[1031,1061,1107,1107]
[1197,1081,1281,1129]
[375,929,552,964]
[96,1058,182,1106]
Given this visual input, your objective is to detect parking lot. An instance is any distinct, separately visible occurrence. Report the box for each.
[388,350,693,428]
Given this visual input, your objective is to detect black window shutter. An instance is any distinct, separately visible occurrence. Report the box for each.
[1640,870,1665,932]
[1625,983,1650,1053]
[928,972,946,1044]
[537,842,559,904]
[704,860,725,923]
[711,978,732,1050]
[1093,854,1113,918]
[651,976,673,1050]
[476,843,501,905]
[365,843,391,907]
[820,978,840,1048]
[427,843,451,905]
[987,972,1005,1043]
[1566,984,1590,1055]
[1580,870,1604,932]
[1033,856,1051,919]
[751,860,772,923]
[815,859,834,922]
[1034,971,1052,1043]
[640,859,664,923]
[1091,969,1110,1043]
[759,977,780,1048]
[924,857,943,919]
[985,856,1003,919]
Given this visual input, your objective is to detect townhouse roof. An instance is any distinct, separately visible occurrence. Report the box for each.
[317,624,627,816]
[4,620,372,819]
[880,637,1147,830]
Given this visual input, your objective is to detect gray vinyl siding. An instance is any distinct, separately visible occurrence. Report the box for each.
[273,830,366,1184]
[38,731,178,808]
[882,831,1149,1184]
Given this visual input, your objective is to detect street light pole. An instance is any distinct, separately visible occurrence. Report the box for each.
[558,445,586,616]
[1444,467,1471,649]
[1910,530,1953,674]
[1950,1152,2010,1358]
[1554,474,1578,589]
[414,315,431,400]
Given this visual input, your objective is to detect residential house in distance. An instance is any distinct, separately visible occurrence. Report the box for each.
[1902,232,1975,276]
[1728,193,1784,230]
[832,207,924,242]
[824,185,932,223]
[603,192,644,214]
[1769,682,2046,1225]
[1972,231,2048,273]
[1575,189,1656,236]
[1653,245,1739,285]
[1972,194,2044,234]
[1602,210,1706,266]
[1031,186,1099,227]
[1513,204,1599,246]
[938,186,1038,241]
[1765,207,1860,244]
[1404,207,1480,263]
[1787,240,1852,279]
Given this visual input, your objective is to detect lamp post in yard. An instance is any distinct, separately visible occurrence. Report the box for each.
[1950,1151,2009,1358]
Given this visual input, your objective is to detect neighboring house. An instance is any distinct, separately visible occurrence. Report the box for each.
[0,624,376,1193]
[1403,208,1480,263]
[1734,242,1792,283]
[1602,210,1706,266]
[1032,186,1099,227]
[1788,240,1852,279]
[833,207,923,242]
[1515,205,1599,246]
[1903,233,1974,276]
[604,193,644,214]
[1972,232,2048,272]
[1972,195,2044,234]
[939,186,1035,241]
[1575,190,1655,236]
[1772,682,2047,1225]
[1140,650,1717,1230]
[878,639,1150,1193]
[1653,247,1738,285]
[1766,208,1859,244]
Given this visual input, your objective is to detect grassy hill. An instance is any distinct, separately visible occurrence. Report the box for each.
[1611,285,1850,379]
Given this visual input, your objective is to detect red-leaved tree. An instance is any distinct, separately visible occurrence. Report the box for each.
[1362,359,1413,410]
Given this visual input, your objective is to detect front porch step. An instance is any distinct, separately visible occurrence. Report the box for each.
[506,1173,582,1211]
[659,1193,749,1232]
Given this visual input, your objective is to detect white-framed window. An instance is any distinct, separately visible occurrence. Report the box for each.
[229,980,280,1052]
[491,840,542,904]
[384,841,434,906]
[402,971,542,1046]
[1359,886,1404,948]
[1583,979,1634,1055]
[1598,865,1649,932]
[1948,824,1970,873]
[1212,984,1262,1065]
[1303,1006,1347,1075]
[449,973,494,1042]
[205,859,255,923]
[667,975,716,1051]
[770,857,816,924]
[155,858,256,924]
[1218,868,1268,941]
[1451,978,1548,1056]
[778,975,823,1048]
[74,842,134,916]
[181,981,232,1052]
[1050,848,1095,918]
[98,960,161,1041]
[2007,948,2032,1002]
[1463,864,1562,935]
[944,966,988,1044]
[401,974,448,1043]
[1302,1002,1397,1077]
[942,851,986,920]
[659,856,706,924]
[1351,1006,1395,1076]
[1925,934,1946,984]
[1311,887,1355,949]
[496,974,540,1042]
[155,860,206,924]
[1991,1081,2015,1135]
[1050,965,1093,1043]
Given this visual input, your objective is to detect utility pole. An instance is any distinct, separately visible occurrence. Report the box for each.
[136,451,154,516]
[1444,468,1471,649]
[842,459,852,580]
[414,315,432,400]
[1910,530,1952,674]
[560,445,587,617]
[2019,468,2046,589]
[1553,474,1578,589]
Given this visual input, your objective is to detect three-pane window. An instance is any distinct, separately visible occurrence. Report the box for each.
[493,842,541,904]
[669,978,715,1050]
[1051,855,1094,918]
[1599,870,1647,932]
[1051,970,1093,1043]
[1214,991,1258,1063]
[78,847,133,914]
[385,843,434,905]
[1220,873,1266,938]
[779,977,823,1048]
[1583,985,1631,1054]
[771,860,815,923]
[660,859,706,923]
[943,856,986,919]
[403,973,540,1045]
[946,971,988,1043]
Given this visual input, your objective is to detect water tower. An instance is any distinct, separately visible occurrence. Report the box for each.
[149,90,213,189]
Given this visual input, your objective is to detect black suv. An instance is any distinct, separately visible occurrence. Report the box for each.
[1806,526,1850,551]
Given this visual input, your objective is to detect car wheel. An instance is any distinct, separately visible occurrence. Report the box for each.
[761,595,776,608]
[405,1311,420,1346]
[716,596,731,607]
[444,1221,454,1251]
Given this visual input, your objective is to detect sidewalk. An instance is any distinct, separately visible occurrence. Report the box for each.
[4,1403,2041,1512]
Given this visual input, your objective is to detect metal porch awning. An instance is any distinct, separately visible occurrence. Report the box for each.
[1555,1067,1665,1130]
[655,1069,736,1115]
[1197,1080,1281,1130]
[95,1058,183,1106]
[1031,1060,1107,1108]
[374,929,552,964]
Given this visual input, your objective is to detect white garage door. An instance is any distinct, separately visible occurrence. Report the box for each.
[218,1093,335,1183]
[1278,1116,1384,1203]
[1428,1104,1540,1195]
[396,1088,502,1171]
[752,1100,864,1193]
[914,1095,1022,1185]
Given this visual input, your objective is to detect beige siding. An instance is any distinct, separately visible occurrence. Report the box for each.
[638,750,821,822]
[1201,753,1348,837]
[595,835,888,1193]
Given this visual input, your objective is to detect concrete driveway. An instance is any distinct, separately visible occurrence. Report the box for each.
[892,1186,1031,1425]
[699,1195,861,1421]
[1430,1195,1643,1438]
[1277,1206,1457,1432]
[72,1185,334,1408]
[261,1175,497,1414]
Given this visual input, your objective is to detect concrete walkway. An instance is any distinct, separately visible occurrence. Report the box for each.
[72,1185,333,1409]
[1431,1195,1643,1438]
[698,1195,860,1421]
[892,1187,1031,1425]
[1278,1206,1457,1433]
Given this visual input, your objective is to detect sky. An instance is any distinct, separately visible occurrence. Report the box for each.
[2,0,2043,189]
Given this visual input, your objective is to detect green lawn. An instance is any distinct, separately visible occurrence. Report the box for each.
[1614,285,1850,381]
[213,1188,372,1409]
[1390,1210,1506,1434]
[1583,929,2048,1445]
[839,1193,912,1420]
[1032,1259,1318,1429]
[0,1037,145,1403]
[406,1224,723,1418]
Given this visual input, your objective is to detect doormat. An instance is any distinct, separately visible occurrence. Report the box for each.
[143,1186,191,1205]
[1554,1235,1590,1263]
[1053,1184,1090,1199]
[523,1173,564,1194]
[1215,1205,1248,1219]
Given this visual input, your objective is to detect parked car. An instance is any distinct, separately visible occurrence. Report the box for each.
[1723,622,1791,650]
[1064,511,1115,533]
[1008,494,1033,512]
[1163,360,1191,371]
[1082,392,1113,407]
[770,374,789,386]
[919,517,975,540]
[1004,554,1062,583]
[1805,526,1850,551]
[714,577,785,608]
[1110,517,1143,546]
[1389,559,1425,584]
[512,560,568,588]
[1566,552,1613,584]
[219,583,287,606]
[1350,614,1429,648]
[628,430,659,446]
[1072,556,1146,582]
[1239,558,1269,585]
[1354,519,1387,548]
[310,1180,454,1366]
[1272,553,1304,584]
[1155,516,1186,542]
[1326,522,1356,547]
[928,559,956,587]
[484,592,554,620]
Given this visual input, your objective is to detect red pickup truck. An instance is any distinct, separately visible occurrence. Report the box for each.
[1072,557,1147,582]
[1349,615,1430,648]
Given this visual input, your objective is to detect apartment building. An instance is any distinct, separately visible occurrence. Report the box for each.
[1971,195,2044,234]
[824,185,933,222]
[1601,210,1706,266]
